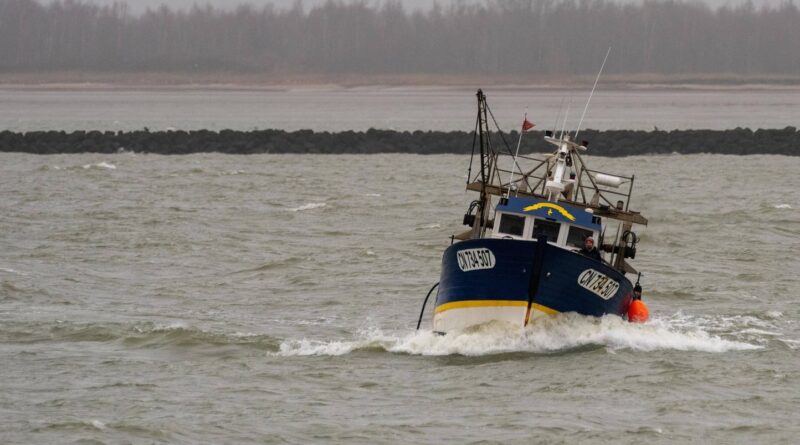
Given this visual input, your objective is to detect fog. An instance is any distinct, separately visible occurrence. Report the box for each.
[5,0,799,79]
[36,0,437,13]
[33,0,793,14]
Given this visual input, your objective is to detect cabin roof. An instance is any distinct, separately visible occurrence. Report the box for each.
[496,196,600,230]
[469,181,648,226]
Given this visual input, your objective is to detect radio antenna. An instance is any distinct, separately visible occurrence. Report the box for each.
[575,47,611,140]
[559,97,571,140]
[552,96,565,136]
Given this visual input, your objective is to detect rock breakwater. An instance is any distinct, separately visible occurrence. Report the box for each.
[1,128,797,156]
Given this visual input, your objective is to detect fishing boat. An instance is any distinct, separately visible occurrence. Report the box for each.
[419,89,650,333]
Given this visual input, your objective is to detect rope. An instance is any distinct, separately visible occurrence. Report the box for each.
[416,282,440,330]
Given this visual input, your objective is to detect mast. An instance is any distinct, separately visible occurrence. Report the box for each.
[472,90,494,239]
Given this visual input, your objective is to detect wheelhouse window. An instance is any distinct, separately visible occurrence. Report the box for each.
[532,219,560,241]
[497,213,525,237]
[567,226,594,249]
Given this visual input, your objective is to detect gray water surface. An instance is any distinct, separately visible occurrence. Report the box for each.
[1,87,798,132]
[1,153,799,444]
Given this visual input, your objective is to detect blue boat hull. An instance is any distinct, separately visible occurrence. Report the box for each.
[433,238,633,332]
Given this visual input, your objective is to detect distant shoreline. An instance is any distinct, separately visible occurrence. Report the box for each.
[2,128,797,156]
[2,72,800,91]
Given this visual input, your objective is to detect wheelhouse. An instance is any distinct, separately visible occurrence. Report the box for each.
[491,196,601,253]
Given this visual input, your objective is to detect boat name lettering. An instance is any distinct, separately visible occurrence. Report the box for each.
[577,269,620,300]
[456,248,496,272]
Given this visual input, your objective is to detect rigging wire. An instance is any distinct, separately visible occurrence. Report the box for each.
[485,102,515,156]
[575,46,611,140]
[467,115,479,184]
[485,101,526,193]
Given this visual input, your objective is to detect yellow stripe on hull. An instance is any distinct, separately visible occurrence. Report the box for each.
[434,299,559,315]
[432,300,561,332]
[532,303,559,315]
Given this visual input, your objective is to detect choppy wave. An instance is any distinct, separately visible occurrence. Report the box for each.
[33,419,107,433]
[418,223,442,229]
[289,202,326,212]
[82,161,117,170]
[32,418,171,440]
[778,338,800,350]
[274,313,762,357]
[0,321,280,350]
[229,256,305,274]
[773,204,792,209]
[123,323,278,349]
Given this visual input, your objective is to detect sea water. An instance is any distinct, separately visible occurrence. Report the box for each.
[1,152,799,443]
[1,86,799,132]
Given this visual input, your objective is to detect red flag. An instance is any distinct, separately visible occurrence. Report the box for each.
[522,116,535,132]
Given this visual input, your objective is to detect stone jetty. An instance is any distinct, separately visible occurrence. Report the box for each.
[1,128,797,156]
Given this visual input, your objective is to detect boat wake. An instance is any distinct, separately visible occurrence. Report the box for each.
[2,314,778,357]
[274,312,765,357]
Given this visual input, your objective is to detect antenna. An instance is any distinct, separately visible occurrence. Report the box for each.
[552,97,565,136]
[559,97,571,140]
[505,109,529,198]
[574,47,611,140]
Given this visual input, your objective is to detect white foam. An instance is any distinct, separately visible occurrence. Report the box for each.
[295,317,336,326]
[364,193,382,197]
[289,202,327,212]
[738,328,782,336]
[774,204,792,209]
[278,338,365,356]
[274,314,761,357]
[90,419,106,430]
[765,311,783,319]
[82,161,117,170]
[134,321,189,333]
[0,267,26,275]
[232,331,264,338]
[421,223,441,229]
[153,321,190,331]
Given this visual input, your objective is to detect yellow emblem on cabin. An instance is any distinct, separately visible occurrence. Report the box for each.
[523,202,576,221]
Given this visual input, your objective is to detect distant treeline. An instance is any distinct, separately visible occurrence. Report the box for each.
[1,128,798,156]
[1,0,799,76]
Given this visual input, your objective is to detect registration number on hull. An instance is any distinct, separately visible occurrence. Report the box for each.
[456,248,496,272]
[578,269,620,300]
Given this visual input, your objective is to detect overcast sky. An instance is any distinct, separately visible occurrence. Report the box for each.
[38,0,790,14]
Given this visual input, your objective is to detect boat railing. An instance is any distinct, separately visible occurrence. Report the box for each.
[490,152,550,195]
[490,151,637,213]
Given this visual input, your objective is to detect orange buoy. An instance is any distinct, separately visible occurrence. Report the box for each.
[627,299,649,323]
